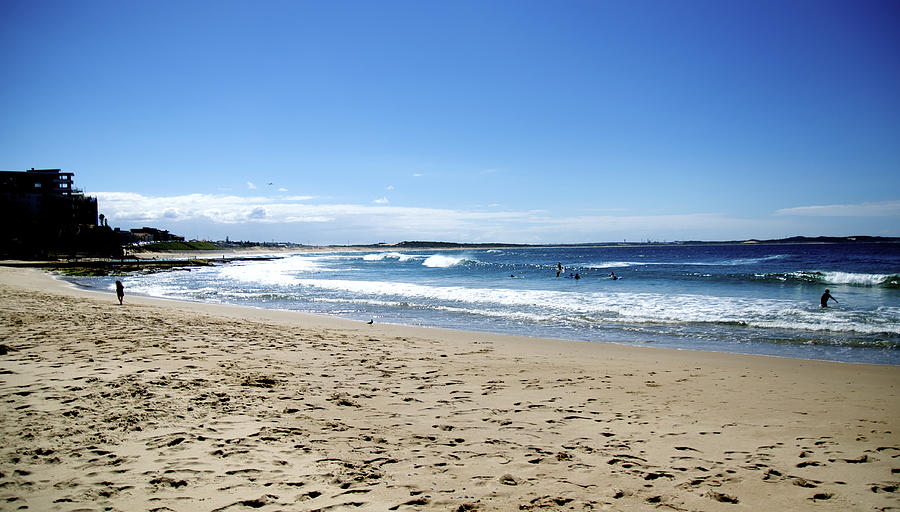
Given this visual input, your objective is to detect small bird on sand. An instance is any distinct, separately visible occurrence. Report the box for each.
[367,319,374,324]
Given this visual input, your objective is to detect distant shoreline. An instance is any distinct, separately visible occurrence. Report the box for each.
[1,235,896,268]
[129,234,900,256]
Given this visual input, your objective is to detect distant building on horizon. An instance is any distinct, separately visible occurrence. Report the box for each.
[130,227,184,243]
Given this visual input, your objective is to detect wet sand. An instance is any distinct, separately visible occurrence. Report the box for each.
[0,266,897,511]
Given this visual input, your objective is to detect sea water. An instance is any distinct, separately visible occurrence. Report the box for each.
[70,243,900,365]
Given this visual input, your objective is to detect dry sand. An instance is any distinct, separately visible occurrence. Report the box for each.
[0,266,897,511]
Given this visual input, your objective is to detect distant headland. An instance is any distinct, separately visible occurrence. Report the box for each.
[367,235,900,249]
[130,235,899,254]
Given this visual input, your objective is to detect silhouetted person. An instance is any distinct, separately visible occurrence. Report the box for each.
[574,273,580,280]
[115,280,124,305]
[820,289,837,308]
[556,262,562,278]
[610,271,618,280]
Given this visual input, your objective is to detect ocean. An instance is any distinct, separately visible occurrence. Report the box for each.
[68,243,900,365]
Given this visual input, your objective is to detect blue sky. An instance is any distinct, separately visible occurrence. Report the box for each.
[2,0,898,244]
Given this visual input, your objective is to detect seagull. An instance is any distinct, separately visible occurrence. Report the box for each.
[367,319,374,325]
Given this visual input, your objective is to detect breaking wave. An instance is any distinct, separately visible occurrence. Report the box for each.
[756,271,900,288]
[422,255,471,268]
[292,278,900,337]
[584,254,788,269]
[362,252,417,262]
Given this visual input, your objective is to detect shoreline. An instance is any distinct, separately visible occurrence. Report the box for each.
[52,259,900,366]
[50,235,900,261]
[55,269,900,368]
[1,266,898,510]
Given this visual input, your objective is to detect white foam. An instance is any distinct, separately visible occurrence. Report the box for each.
[585,261,634,269]
[720,254,787,265]
[291,278,900,335]
[123,282,193,299]
[585,254,788,269]
[820,271,895,286]
[363,252,416,262]
[218,255,333,285]
[422,254,467,268]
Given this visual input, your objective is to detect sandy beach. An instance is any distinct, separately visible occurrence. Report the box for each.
[0,267,897,511]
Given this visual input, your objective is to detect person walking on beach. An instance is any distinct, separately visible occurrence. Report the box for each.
[115,280,124,305]
[820,289,837,308]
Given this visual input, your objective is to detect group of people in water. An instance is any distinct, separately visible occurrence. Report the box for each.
[554,262,615,282]
[553,262,839,308]
[556,262,583,280]
[112,267,841,310]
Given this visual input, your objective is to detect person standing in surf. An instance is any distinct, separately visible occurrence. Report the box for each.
[820,289,838,308]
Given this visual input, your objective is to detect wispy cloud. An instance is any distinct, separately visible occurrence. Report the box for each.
[96,192,331,224]
[94,191,786,243]
[386,185,395,191]
[373,197,389,204]
[246,181,257,190]
[774,200,900,217]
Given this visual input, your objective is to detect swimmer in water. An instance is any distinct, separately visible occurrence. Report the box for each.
[820,289,838,308]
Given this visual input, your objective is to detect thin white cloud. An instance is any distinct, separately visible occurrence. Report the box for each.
[95,192,537,230]
[246,181,257,190]
[96,192,328,225]
[412,173,423,177]
[373,197,390,204]
[386,185,395,191]
[94,190,788,243]
[774,200,900,217]
[277,187,288,192]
